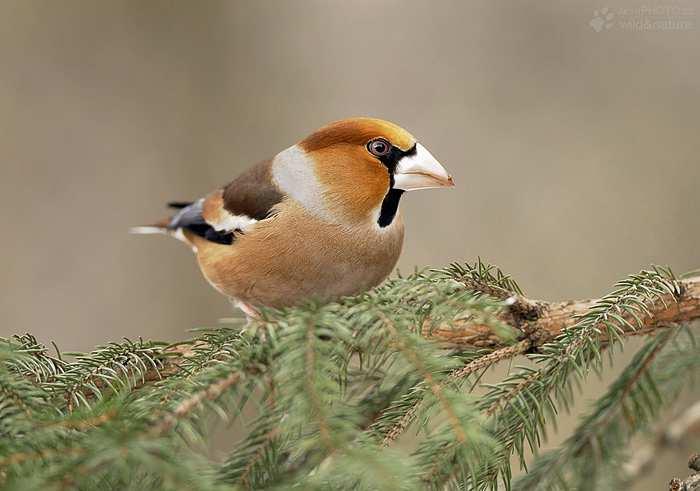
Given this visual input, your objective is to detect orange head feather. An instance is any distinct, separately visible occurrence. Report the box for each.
[298,118,417,224]
[271,117,451,227]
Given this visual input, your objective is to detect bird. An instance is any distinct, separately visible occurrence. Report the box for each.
[132,117,454,318]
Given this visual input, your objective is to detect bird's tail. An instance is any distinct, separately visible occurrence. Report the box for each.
[129,225,165,235]
[129,202,193,235]
[129,218,170,235]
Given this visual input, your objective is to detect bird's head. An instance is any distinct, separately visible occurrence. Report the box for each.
[271,117,454,226]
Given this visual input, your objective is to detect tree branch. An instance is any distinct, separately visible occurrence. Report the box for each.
[670,454,700,491]
[424,276,700,348]
[137,276,700,400]
[380,340,532,447]
[99,271,699,449]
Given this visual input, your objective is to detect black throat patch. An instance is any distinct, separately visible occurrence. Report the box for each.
[378,187,404,227]
[376,144,416,228]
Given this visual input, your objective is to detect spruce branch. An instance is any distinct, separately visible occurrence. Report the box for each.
[425,273,700,349]
[512,328,700,490]
[83,272,699,394]
[0,366,52,437]
[219,408,284,488]
[670,454,700,491]
[463,268,688,489]
[378,311,468,446]
[379,340,531,447]
[1,262,699,490]
[1,334,67,384]
[51,339,169,411]
[437,259,524,299]
[151,371,242,436]
[75,271,699,399]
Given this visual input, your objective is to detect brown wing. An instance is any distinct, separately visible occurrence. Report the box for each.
[166,159,285,246]
[221,159,285,220]
[201,159,285,231]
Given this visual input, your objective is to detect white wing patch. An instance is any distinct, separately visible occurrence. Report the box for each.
[209,211,258,233]
[200,192,258,235]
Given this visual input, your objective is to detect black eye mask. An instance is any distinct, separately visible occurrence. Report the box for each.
[378,143,417,175]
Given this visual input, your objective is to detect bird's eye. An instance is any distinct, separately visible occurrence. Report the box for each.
[367,138,391,157]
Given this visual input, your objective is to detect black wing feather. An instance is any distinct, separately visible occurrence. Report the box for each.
[168,200,233,245]
[167,201,193,210]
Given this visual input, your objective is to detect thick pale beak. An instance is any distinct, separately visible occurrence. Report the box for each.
[393,143,455,191]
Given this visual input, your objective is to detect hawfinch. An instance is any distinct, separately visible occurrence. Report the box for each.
[133,118,454,317]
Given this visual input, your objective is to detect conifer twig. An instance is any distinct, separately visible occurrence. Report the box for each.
[1,265,699,490]
[454,268,690,488]
[380,339,532,446]
[424,276,700,348]
[513,330,680,490]
[150,371,242,436]
[669,454,700,491]
[133,276,700,391]
[378,312,467,445]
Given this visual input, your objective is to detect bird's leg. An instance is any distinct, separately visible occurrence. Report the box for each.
[231,299,271,340]
[234,300,261,322]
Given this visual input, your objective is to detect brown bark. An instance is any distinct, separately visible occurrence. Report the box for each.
[145,277,700,393]
[669,454,700,491]
[423,276,700,349]
[145,276,700,447]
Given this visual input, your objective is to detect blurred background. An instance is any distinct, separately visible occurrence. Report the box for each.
[0,1,697,488]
